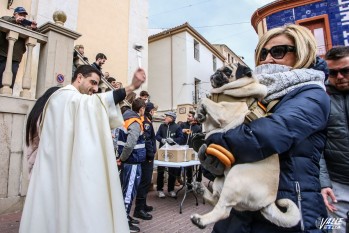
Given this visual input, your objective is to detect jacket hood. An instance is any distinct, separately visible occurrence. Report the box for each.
[122,109,140,121]
[311,56,329,81]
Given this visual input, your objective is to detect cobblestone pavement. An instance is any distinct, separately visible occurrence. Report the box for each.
[0,211,21,233]
[0,180,214,233]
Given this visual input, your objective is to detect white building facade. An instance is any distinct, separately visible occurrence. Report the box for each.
[148,23,225,113]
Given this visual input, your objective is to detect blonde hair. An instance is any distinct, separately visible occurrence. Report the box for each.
[255,24,317,69]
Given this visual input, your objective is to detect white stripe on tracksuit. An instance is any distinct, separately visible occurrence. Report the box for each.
[117,141,145,149]
[125,164,138,205]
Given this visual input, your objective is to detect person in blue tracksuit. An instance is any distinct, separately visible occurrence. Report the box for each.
[133,102,157,220]
[117,98,146,232]
[198,24,330,233]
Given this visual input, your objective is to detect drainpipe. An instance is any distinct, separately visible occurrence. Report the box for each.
[170,32,174,111]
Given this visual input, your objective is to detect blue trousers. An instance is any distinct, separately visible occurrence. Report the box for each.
[122,163,142,215]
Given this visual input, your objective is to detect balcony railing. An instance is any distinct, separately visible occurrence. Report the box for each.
[0,19,47,98]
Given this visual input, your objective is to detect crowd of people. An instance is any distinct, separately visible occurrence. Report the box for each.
[2,9,346,233]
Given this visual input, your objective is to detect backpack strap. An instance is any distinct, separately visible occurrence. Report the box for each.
[244,99,280,123]
[209,93,247,103]
[208,92,279,124]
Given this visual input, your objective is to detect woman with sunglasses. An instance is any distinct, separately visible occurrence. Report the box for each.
[199,24,330,233]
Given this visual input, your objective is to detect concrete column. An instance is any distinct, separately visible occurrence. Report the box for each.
[0,31,18,95]
[20,37,37,98]
[36,22,80,98]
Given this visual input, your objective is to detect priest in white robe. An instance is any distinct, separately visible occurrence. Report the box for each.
[19,65,146,233]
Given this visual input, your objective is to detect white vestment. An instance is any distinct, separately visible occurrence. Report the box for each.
[19,85,129,233]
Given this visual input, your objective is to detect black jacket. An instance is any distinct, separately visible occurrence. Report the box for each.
[179,121,202,148]
[323,85,349,185]
[91,62,102,73]
[0,16,26,62]
[155,122,185,148]
[143,113,156,160]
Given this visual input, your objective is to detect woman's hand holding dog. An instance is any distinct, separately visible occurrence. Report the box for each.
[197,132,236,176]
[198,144,225,176]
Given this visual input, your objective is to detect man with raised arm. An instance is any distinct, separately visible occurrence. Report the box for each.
[20,65,146,233]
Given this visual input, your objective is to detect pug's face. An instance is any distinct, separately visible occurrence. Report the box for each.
[210,64,252,88]
[210,67,232,88]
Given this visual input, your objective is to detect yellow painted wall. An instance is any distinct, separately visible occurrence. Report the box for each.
[0,0,140,89]
[0,1,33,19]
[76,0,130,85]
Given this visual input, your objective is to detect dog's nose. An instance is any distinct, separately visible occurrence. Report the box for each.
[196,113,206,123]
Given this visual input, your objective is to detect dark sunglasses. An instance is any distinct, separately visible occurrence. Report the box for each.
[260,45,296,61]
[328,68,349,77]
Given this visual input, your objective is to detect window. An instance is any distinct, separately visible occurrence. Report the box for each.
[228,53,231,64]
[194,40,200,61]
[194,78,201,104]
[297,15,332,57]
[314,28,326,55]
[213,55,217,71]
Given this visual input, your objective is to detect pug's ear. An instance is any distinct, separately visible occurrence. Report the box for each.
[221,66,233,78]
[235,63,252,79]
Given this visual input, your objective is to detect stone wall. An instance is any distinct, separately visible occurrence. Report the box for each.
[0,96,34,214]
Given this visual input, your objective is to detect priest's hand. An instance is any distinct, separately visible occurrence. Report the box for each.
[125,68,146,95]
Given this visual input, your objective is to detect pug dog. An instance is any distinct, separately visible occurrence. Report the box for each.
[190,64,300,229]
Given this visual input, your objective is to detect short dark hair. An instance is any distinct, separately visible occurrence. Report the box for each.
[72,65,101,83]
[140,90,149,97]
[121,105,131,114]
[189,111,196,116]
[96,53,107,61]
[107,77,116,83]
[325,46,349,61]
[132,98,146,113]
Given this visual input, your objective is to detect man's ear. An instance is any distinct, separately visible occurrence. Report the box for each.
[76,73,83,83]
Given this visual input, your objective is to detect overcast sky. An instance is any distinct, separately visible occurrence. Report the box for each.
[149,0,275,68]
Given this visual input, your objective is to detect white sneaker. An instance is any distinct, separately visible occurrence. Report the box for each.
[158,191,166,198]
[168,191,177,198]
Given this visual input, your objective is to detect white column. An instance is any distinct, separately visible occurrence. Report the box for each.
[0,31,19,95]
[20,37,37,98]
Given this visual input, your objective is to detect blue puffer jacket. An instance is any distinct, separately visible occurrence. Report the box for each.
[209,84,330,233]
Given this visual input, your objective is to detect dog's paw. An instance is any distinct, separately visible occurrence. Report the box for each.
[195,106,207,123]
[191,214,206,229]
[192,181,205,195]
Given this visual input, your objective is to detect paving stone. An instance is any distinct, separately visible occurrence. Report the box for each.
[0,180,216,233]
